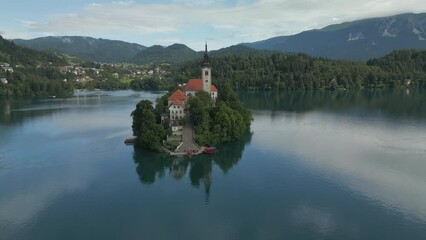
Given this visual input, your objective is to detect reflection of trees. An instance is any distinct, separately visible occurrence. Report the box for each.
[212,131,253,173]
[133,148,170,184]
[132,131,252,199]
[189,159,212,202]
[0,98,65,126]
[238,89,426,119]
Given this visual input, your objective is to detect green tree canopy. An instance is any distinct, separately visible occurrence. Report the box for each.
[131,100,166,151]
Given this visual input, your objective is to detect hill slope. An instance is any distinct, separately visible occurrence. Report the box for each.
[13,36,146,63]
[0,36,73,96]
[244,13,426,61]
[210,44,276,57]
[132,44,200,64]
[0,36,67,66]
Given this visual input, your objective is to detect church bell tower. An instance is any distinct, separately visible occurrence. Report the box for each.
[201,42,211,93]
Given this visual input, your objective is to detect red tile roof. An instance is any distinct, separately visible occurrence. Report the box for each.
[184,79,217,92]
[185,79,202,91]
[169,99,185,108]
[168,89,188,101]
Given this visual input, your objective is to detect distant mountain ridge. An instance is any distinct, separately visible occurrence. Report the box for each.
[13,37,273,64]
[13,13,426,63]
[13,36,146,63]
[244,13,426,60]
[132,44,200,64]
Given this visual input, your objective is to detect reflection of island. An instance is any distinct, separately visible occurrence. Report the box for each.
[133,131,253,200]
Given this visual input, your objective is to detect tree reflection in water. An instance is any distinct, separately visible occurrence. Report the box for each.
[133,131,253,200]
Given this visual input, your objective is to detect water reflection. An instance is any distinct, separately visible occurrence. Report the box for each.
[133,131,253,199]
[239,89,426,119]
[292,204,337,237]
[0,91,163,126]
[249,89,426,223]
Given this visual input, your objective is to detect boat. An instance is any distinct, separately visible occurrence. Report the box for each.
[186,149,193,157]
[203,146,217,154]
[124,136,137,145]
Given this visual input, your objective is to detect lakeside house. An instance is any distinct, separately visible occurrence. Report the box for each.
[163,43,218,133]
[1,66,14,73]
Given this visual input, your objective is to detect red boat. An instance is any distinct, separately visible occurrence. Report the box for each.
[203,146,217,154]
[187,149,193,157]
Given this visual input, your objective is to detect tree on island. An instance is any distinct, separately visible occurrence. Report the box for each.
[131,100,166,151]
[189,82,252,146]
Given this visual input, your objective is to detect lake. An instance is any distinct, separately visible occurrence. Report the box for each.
[1,89,426,239]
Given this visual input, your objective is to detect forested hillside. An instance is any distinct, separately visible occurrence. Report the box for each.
[0,36,73,96]
[173,50,426,90]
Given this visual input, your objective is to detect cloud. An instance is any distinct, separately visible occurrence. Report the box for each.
[253,110,426,222]
[292,204,337,235]
[19,0,426,47]
[155,37,181,44]
[112,1,134,6]
[0,28,32,40]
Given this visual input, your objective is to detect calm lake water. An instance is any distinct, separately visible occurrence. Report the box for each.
[1,89,426,239]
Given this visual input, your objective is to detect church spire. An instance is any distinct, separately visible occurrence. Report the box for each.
[203,42,210,67]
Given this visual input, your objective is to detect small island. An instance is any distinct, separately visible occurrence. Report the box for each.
[130,44,252,154]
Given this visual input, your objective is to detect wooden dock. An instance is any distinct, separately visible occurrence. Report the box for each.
[124,136,137,145]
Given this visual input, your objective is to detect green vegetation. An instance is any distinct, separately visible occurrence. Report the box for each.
[189,83,252,146]
[130,76,172,91]
[131,100,166,152]
[132,44,200,64]
[174,50,426,91]
[0,35,74,96]
[163,137,182,151]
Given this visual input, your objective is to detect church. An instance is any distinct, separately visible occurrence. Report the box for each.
[166,43,218,123]
[184,43,218,99]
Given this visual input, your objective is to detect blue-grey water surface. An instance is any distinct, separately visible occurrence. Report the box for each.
[1,89,426,239]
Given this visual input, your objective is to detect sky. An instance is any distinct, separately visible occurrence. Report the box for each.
[1,0,426,50]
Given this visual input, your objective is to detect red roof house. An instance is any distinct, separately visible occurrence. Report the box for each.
[167,89,188,106]
[184,79,218,92]
[168,99,185,108]
[168,89,188,101]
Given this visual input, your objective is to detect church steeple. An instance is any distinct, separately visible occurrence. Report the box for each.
[202,42,210,67]
[201,42,211,93]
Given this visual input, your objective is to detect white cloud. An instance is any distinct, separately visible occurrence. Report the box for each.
[19,0,426,48]
[253,110,426,222]
[0,28,32,40]
[155,37,181,44]
[112,1,134,6]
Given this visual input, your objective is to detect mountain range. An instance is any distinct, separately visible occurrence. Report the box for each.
[13,36,146,63]
[244,13,426,60]
[12,36,273,64]
[11,12,426,63]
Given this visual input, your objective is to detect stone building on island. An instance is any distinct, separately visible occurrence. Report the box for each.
[163,43,218,132]
[167,89,188,121]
